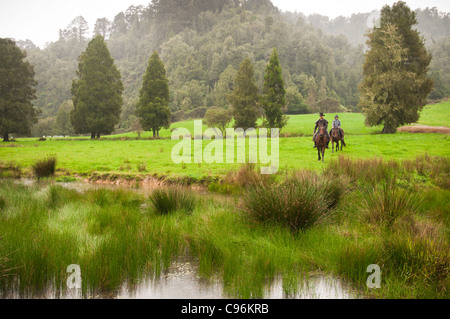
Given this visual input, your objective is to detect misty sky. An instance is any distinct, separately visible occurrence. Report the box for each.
[0,0,449,47]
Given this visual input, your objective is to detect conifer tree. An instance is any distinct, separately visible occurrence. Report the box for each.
[261,48,287,130]
[227,58,259,131]
[136,51,171,139]
[359,1,433,134]
[71,35,123,138]
[0,38,38,142]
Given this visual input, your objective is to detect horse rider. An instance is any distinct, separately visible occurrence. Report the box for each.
[313,113,330,149]
[330,114,344,140]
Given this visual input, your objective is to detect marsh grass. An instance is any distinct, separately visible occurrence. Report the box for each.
[149,187,197,215]
[240,170,349,232]
[358,179,423,227]
[241,172,330,232]
[0,157,448,299]
[32,156,57,179]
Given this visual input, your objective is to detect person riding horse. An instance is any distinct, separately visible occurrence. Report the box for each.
[330,115,344,141]
[313,113,330,149]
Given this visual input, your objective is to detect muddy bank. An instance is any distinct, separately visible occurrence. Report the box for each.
[398,125,450,134]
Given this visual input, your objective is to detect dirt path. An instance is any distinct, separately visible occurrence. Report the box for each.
[398,125,450,134]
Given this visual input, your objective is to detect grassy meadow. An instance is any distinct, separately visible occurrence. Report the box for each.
[0,100,449,181]
[0,101,449,299]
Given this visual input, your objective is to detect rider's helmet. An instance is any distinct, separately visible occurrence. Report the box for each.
[335,115,339,119]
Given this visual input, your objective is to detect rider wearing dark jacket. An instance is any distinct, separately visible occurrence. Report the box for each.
[313,113,330,149]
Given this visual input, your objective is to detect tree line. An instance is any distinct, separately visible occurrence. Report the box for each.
[0,1,439,140]
[13,0,448,136]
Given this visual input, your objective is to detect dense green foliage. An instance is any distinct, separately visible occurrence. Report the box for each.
[359,2,434,133]
[260,48,287,130]
[70,36,124,138]
[136,51,171,138]
[0,39,38,141]
[228,58,259,130]
[204,107,232,133]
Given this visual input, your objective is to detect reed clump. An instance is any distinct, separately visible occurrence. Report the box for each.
[149,187,197,215]
[32,156,57,179]
[241,171,349,232]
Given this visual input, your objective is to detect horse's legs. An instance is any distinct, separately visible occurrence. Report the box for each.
[318,148,321,161]
[332,140,334,153]
[322,149,325,162]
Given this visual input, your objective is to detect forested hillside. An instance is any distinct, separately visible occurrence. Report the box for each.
[13,0,449,136]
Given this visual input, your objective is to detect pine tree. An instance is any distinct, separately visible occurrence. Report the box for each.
[227,58,259,131]
[71,35,123,139]
[358,1,434,134]
[0,38,38,142]
[136,51,171,138]
[260,48,287,130]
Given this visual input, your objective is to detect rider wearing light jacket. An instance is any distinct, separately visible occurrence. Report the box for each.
[330,115,344,140]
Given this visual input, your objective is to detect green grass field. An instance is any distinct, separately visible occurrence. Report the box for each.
[0,101,449,181]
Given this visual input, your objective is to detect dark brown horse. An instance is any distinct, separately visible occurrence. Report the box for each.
[315,125,327,162]
[330,128,346,153]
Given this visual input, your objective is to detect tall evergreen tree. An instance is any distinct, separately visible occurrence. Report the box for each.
[227,58,259,131]
[71,35,123,139]
[0,38,38,142]
[136,51,171,138]
[260,48,287,130]
[358,1,434,134]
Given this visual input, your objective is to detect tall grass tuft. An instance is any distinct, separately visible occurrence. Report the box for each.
[149,187,197,215]
[32,156,57,179]
[241,173,331,232]
[358,180,423,227]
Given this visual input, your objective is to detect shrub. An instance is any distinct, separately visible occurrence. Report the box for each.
[241,174,331,232]
[204,107,232,133]
[358,180,423,227]
[149,187,197,215]
[32,156,57,179]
